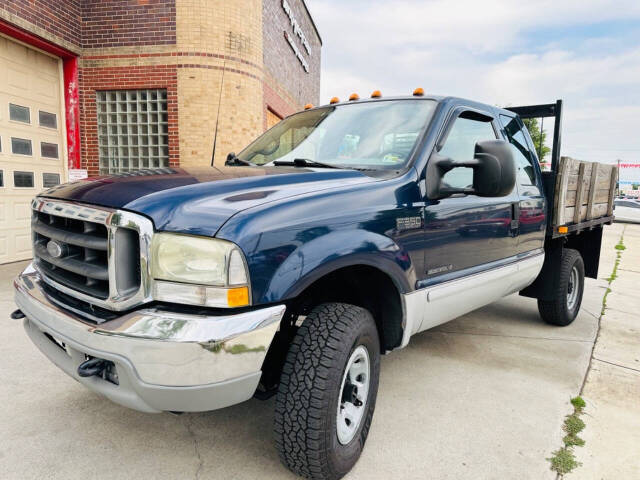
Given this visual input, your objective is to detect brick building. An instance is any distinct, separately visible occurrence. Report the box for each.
[0,0,321,263]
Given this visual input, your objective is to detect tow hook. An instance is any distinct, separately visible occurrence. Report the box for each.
[10,309,25,320]
[78,357,109,378]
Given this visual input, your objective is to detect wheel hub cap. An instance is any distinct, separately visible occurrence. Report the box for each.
[567,265,579,310]
[336,345,370,445]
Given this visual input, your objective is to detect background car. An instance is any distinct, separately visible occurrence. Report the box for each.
[614,199,640,223]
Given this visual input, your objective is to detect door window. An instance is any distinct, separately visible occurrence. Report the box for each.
[14,171,34,188]
[9,104,30,123]
[39,111,58,129]
[500,115,539,194]
[11,137,32,156]
[439,116,497,189]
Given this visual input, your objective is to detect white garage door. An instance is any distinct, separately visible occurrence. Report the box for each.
[0,34,65,264]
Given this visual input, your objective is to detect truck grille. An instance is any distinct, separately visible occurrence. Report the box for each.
[31,199,153,311]
[33,210,111,298]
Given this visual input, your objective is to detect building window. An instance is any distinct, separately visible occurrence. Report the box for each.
[14,171,34,188]
[11,137,33,156]
[97,89,169,174]
[41,142,59,159]
[39,111,58,129]
[266,109,282,130]
[0,170,3,187]
[9,103,30,123]
[43,173,61,188]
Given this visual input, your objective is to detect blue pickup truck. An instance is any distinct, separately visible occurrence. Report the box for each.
[14,93,615,479]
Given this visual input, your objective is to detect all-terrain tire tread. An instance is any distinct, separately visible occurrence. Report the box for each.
[537,248,584,326]
[274,303,376,480]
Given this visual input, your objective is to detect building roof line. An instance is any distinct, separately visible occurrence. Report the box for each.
[301,0,323,45]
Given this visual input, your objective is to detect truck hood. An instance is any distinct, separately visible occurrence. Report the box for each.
[40,166,374,236]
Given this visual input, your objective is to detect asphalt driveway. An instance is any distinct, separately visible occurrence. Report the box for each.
[0,225,624,480]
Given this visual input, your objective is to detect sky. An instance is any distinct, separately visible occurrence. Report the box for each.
[305,0,640,181]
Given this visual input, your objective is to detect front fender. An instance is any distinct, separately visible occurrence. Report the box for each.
[257,229,414,304]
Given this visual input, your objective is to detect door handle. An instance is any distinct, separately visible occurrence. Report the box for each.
[511,202,520,231]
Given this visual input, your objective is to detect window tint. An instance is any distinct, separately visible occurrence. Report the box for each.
[500,115,537,189]
[14,171,34,188]
[439,116,496,189]
[43,173,61,188]
[11,137,32,155]
[9,104,30,123]
[39,111,57,129]
[41,142,59,159]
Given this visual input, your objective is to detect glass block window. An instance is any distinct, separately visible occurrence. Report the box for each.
[9,103,30,123]
[43,172,61,187]
[14,171,34,188]
[11,137,32,156]
[97,89,169,174]
[41,142,59,159]
[39,111,57,129]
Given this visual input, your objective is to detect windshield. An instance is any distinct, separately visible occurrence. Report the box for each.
[237,99,437,170]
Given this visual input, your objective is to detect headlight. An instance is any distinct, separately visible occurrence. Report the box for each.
[151,233,250,308]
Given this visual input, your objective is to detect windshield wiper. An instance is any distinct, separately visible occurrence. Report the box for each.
[225,153,254,167]
[273,158,342,169]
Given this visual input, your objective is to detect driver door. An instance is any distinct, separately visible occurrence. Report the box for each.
[417,107,520,331]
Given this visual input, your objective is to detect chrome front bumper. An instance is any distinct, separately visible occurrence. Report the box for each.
[14,266,285,413]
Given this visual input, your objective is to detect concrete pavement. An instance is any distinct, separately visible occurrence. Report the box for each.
[0,224,635,479]
[574,223,640,478]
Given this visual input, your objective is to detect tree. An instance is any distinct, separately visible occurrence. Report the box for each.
[522,118,550,162]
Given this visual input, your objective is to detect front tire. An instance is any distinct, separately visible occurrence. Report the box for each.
[537,248,585,326]
[274,303,380,480]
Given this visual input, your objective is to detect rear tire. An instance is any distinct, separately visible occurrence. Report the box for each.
[537,248,585,326]
[274,303,380,480]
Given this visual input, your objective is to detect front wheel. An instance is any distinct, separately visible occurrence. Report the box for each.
[274,303,380,480]
[537,248,585,326]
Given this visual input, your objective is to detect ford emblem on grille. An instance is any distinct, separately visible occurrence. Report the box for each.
[46,240,64,258]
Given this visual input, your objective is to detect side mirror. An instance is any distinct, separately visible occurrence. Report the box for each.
[225,152,236,166]
[425,139,515,200]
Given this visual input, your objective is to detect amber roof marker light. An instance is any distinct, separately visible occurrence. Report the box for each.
[304,103,313,110]
[329,97,340,104]
[371,90,382,98]
[348,93,360,101]
[413,87,424,96]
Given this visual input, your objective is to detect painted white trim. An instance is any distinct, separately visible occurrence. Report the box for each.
[399,252,545,348]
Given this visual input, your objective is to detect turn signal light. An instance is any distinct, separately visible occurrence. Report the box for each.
[371,90,382,98]
[304,103,313,110]
[227,286,250,307]
[329,97,339,104]
[558,226,568,234]
[349,93,360,101]
[413,87,424,96]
